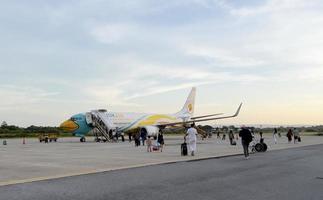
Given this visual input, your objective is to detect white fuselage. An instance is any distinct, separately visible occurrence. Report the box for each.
[99,111,184,132]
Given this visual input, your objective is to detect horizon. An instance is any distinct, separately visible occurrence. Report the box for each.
[2,119,322,129]
[1,0,323,127]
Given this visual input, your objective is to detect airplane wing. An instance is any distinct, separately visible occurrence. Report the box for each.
[191,113,223,120]
[158,103,242,127]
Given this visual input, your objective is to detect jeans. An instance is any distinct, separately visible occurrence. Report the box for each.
[242,140,250,157]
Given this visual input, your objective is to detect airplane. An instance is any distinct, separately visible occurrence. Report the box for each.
[60,87,242,142]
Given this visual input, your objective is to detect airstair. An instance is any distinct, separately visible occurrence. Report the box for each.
[86,110,116,142]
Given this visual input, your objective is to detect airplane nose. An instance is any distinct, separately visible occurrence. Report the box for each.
[59,120,79,132]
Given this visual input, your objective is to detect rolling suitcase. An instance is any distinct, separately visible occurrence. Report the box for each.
[181,143,188,156]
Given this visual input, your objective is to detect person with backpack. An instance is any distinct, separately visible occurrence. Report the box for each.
[239,126,253,159]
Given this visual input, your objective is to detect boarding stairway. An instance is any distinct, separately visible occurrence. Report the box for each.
[86,110,116,142]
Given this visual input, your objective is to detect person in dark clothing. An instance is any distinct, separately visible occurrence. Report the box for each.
[128,133,132,142]
[287,129,293,143]
[121,132,125,142]
[157,131,164,152]
[239,126,253,159]
[228,130,234,145]
[141,130,147,146]
[222,133,226,140]
[216,128,221,139]
[134,132,140,147]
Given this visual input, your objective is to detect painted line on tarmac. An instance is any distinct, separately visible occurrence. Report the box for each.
[0,153,243,187]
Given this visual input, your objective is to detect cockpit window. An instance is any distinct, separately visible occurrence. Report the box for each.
[71,117,82,121]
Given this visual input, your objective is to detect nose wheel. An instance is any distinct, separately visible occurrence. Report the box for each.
[80,137,86,142]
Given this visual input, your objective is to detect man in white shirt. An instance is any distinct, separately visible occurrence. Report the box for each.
[186,123,197,156]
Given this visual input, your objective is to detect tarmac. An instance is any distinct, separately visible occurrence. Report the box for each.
[1,143,323,200]
[1,135,323,186]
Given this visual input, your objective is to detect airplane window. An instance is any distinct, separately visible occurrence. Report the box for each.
[70,117,76,121]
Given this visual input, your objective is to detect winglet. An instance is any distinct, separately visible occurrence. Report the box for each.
[233,103,243,117]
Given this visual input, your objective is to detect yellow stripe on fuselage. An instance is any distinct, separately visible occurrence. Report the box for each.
[137,114,177,127]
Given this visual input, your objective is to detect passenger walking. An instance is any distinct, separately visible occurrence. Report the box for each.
[121,132,125,142]
[141,130,147,146]
[186,123,197,156]
[293,128,300,143]
[222,133,226,140]
[216,128,221,139]
[128,133,132,142]
[287,129,293,143]
[134,132,140,147]
[157,131,164,152]
[239,126,253,159]
[297,130,301,142]
[273,128,278,144]
[146,136,152,152]
[229,130,234,145]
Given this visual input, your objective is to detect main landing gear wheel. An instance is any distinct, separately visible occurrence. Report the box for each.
[80,137,86,143]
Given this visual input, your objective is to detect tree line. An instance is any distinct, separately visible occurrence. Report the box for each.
[0,121,70,138]
[1,120,322,138]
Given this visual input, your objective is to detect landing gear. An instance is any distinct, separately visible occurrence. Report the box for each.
[80,137,86,143]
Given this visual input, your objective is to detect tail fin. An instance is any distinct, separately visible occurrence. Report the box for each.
[175,87,196,118]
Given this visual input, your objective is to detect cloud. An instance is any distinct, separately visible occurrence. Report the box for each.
[90,23,135,44]
[0,85,60,110]
[1,0,323,126]
[226,0,316,17]
[182,43,266,68]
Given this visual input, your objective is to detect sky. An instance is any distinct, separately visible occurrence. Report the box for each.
[0,0,323,127]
